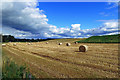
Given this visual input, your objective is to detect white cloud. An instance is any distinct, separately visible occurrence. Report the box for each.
[102,32,119,36]
[97,19,117,22]
[103,21,118,28]
[2,2,54,38]
[2,0,37,2]
[99,12,109,16]
[2,1,119,39]
[2,26,36,39]
[78,33,81,35]
[71,24,81,31]
[106,1,118,9]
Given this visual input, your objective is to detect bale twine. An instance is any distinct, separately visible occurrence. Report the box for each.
[66,43,71,46]
[79,45,88,52]
[59,43,62,45]
[2,44,6,47]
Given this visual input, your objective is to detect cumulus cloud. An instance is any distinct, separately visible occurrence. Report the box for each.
[71,24,81,31]
[106,1,119,9]
[2,0,37,2]
[90,21,118,36]
[2,26,36,39]
[2,2,49,33]
[97,19,117,22]
[2,1,119,39]
[2,2,56,38]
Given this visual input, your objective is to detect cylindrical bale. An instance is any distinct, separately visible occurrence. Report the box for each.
[59,43,62,45]
[79,45,88,52]
[46,42,48,44]
[66,43,71,46]
[13,43,16,46]
[75,42,78,44]
[2,44,6,47]
[28,43,31,45]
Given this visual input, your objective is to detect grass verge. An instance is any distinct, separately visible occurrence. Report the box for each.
[2,51,35,79]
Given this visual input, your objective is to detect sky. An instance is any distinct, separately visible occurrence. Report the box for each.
[1,1,119,39]
[38,2,118,29]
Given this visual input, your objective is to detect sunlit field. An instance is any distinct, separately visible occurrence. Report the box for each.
[2,39,119,78]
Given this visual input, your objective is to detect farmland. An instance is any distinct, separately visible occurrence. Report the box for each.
[77,34,120,43]
[2,38,119,78]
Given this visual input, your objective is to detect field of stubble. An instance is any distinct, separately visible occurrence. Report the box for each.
[2,39,119,78]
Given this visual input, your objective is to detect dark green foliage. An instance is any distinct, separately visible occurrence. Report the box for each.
[2,35,15,42]
[76,34,120,43]
[2,35,54,42]
[2,58,35,79]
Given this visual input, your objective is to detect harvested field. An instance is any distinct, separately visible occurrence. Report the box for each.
[2,39,119,78]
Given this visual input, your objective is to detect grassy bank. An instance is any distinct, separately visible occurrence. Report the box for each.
[2,51,35,79]
[76,34,120,43]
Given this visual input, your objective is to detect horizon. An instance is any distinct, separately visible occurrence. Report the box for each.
[1,1,119,39]
[2,34,119,40]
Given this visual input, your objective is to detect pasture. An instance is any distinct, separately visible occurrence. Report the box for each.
[2,38,119,78]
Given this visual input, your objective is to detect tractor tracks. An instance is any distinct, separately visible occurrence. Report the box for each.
[6,45,119,74]
[3,47,69,78]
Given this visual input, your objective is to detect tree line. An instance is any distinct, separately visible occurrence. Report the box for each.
[2,35,53,42]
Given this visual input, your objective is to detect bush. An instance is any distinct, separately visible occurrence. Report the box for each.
[2,58,35,79]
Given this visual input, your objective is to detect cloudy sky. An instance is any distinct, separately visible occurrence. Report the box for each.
[1,1,119,39]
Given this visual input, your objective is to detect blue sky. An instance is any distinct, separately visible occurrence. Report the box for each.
[2,1,119,39]
[37,2,118,29]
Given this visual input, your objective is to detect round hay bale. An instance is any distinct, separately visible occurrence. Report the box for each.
[66,43,71,46]
[79,45,88,52]
[75,42,78,44]
[46,42,48,44]
[13,43,17,46]
[28,43,31,45]
[59,43,62,45]
[2,44,6,47]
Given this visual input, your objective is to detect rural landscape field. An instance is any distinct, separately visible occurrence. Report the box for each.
[2,37,119,78]
[1,1,119,79]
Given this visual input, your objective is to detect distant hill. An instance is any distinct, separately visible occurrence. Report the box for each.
[76,34,120,43]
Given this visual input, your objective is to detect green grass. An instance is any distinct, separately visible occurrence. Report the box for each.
[2,52,35,79]
[76,34,120,43]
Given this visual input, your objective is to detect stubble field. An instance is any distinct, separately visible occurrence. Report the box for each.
[2,39,119,78]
